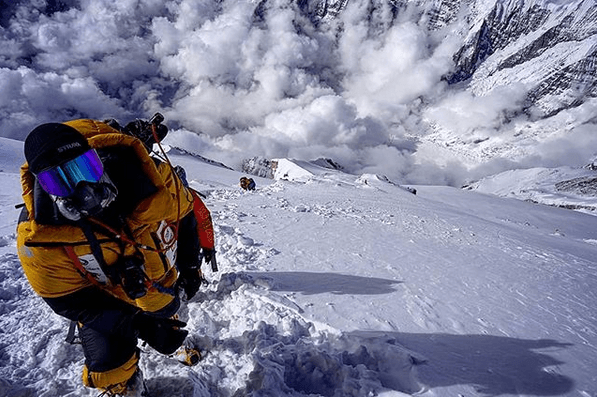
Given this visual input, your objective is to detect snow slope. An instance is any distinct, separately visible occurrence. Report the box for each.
[467,166,597,215]
[1,137,596,397]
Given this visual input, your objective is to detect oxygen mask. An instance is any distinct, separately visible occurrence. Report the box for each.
[54,176,117,220]
[34,148,117,220]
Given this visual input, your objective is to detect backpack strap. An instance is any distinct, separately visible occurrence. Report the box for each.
[64,245,105,287]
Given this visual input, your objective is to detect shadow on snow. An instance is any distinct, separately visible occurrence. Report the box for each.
[191,272,574,396]
[191,326,573,396]
[241,271,403,295]
[357,331,574,396]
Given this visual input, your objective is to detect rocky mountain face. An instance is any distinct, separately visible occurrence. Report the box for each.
[453,0,596,119]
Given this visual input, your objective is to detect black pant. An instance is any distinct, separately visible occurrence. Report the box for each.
[79,295,180,373]
[79,323,138,373]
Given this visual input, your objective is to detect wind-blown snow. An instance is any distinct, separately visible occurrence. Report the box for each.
[1,138,596,396]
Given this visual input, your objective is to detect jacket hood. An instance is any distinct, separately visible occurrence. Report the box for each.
[20,119,177,244]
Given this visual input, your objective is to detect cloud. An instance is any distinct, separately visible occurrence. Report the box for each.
[529,122,597,168]
[423,83,529,138]
[0,0,592,186]
[155,0,337,138]
[340,22,456,120]
[0,67,126,139]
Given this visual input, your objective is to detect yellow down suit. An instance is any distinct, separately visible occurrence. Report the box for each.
[17,119,213,392]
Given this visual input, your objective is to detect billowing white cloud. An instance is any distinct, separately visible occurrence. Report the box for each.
[0,0,594,186]
[0,67,127,139]
[423,84,529,137]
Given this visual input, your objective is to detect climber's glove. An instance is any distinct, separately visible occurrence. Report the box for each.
[134,312,187,355]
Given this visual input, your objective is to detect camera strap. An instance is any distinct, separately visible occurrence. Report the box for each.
[74,219,122,285]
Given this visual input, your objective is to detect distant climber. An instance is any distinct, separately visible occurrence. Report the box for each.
[240,176,256,191]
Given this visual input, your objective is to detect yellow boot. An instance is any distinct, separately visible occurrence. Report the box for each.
[97,369,148,397]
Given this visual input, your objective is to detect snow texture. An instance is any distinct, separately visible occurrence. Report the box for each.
[1,137,596,397]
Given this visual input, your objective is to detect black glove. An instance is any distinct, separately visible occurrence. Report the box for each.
[178,266,203,300]
[123,119,149,138]
[202,249,218,272]
[123,119,168,150]
[134,312,188,355]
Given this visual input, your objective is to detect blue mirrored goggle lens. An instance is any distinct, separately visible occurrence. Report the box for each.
[36,149,104,197]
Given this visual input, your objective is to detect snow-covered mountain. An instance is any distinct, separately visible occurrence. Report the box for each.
[415,0,597,168]
[310,0,597,118]
[321,0,597,168]
[466,164,597,215]
[1,137,597,397]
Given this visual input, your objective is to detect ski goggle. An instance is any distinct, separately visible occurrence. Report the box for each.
[35,149,104,197]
